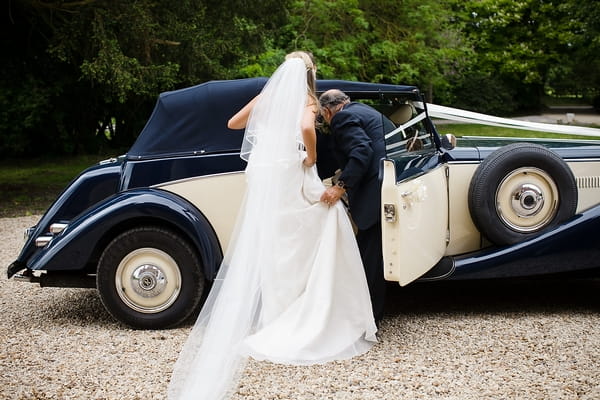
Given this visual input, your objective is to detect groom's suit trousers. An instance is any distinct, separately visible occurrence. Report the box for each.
[356,222,386,321]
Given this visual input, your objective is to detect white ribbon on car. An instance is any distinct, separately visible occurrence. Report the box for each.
[385,112,429,152]
[426,103,600,137]
[385,112,428,140]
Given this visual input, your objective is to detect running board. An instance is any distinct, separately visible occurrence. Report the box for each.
[416,257,455,282]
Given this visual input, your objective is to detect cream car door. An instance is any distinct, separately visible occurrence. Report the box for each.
[381,159,449,286]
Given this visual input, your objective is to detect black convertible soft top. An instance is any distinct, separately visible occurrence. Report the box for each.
[128,78,418,159]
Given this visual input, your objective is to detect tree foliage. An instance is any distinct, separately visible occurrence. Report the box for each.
[449,0,600,114]
[546,0,600,99]
[247,0,472,102]
[2,0,599,157]
[3,0,289,156]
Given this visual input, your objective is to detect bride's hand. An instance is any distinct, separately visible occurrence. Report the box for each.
[303,156,316,167]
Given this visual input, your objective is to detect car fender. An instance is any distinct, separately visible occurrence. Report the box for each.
[27,188,223,280]
[450,203,600,279]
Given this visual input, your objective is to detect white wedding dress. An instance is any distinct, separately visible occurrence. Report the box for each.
[168,58,377,400]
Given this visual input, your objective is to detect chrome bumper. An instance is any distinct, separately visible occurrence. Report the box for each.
[12,271,41,284]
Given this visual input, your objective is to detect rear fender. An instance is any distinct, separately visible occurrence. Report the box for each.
[26,188,222,280]
[10,161,122,274]
[450,203,600,279]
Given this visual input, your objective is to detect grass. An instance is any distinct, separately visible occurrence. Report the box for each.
[435,122,600,141]
[0,154,113,218]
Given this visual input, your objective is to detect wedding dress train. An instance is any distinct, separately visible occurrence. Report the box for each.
[168,58,377,400]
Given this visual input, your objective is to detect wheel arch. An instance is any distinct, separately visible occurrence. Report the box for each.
[29,188,223,282]
[90,214,217,275]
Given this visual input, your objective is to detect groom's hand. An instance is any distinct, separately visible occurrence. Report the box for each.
[320,185,346,206]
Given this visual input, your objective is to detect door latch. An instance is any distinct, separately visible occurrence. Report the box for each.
[383,203,397,222]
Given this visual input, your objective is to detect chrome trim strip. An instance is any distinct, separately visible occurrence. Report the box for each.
[564,158,600,162]
[460,135,600,144]
[417,261,456,282]
[446,160,480,165]
[447,158,600,164]
[99,157,118,165]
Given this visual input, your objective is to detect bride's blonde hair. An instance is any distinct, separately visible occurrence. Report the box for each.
[285,51,318,106]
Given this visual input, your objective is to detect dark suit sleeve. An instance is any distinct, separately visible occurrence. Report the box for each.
[316,129,339,179]
[330,110,374,189]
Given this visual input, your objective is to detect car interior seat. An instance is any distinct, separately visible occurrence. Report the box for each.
[389,103,414,126]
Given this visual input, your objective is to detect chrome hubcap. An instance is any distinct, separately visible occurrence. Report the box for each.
[131,264,167,297]
[115,248,182,314]
[511,183,544,217]
[496,167,559,233]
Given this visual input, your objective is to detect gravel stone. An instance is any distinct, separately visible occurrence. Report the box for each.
[1,215,599,399]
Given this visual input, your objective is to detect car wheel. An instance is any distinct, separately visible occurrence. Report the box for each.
[468,143,577,245]
[97,226,204,329]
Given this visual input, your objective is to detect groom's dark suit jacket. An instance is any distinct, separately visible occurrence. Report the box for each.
[328,102,389,231]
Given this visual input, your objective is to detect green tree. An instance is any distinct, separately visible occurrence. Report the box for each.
[360,0,473,102]
[237,0,471,103]
[451,0,600,113]
[235,0,371,79]
[545,0,600,100]
[3,0,289,157]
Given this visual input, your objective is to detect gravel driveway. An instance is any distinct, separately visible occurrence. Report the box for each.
[1,216,599,400]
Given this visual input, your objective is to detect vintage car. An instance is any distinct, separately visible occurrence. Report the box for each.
[7,78,600,329]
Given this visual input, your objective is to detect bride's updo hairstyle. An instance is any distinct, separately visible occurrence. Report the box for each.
[285,51,318,106]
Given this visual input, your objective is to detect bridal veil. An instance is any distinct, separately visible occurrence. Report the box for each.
[168,57,376,400]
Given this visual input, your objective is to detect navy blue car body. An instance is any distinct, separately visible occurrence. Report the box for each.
[7,78,600,329]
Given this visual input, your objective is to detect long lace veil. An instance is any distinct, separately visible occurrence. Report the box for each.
[168,58,309,400]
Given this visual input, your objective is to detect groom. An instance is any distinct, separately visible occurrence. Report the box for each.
[318,89,389,323]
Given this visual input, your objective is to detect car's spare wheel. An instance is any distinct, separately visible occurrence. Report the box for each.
[468,142,577,245]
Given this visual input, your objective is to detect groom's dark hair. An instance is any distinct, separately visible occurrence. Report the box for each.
[319,90,350,108]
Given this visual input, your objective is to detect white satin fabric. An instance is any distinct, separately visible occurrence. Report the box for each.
[168,58,377,400]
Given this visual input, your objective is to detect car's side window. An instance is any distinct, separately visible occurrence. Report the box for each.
[371,99,438,182]
[315,96,437,181]
[376,101,435,158]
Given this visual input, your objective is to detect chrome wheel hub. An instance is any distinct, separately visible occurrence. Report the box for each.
[511,183,544,217]
[496,167,559,233]
[131,264,167,297]
[115,248,182,314]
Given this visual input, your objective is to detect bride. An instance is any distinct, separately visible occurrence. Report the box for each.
[168,51,377,400]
